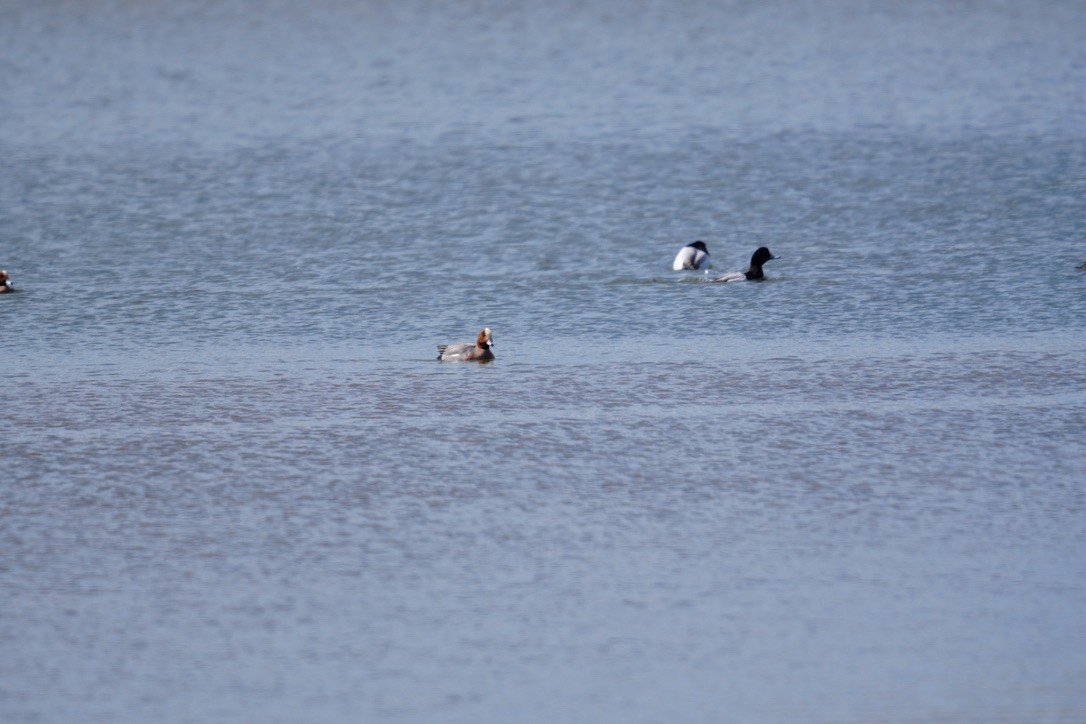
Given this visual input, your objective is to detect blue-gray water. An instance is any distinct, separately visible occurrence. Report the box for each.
[3,1,1086,722]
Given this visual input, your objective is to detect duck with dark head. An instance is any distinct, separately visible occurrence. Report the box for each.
[711,247,780,283]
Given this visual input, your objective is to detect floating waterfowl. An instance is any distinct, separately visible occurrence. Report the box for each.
[672,241,710,271]
[711,247,780,282]
[437,328,495,362]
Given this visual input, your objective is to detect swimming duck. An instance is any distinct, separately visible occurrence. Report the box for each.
[1078,261,1086,270]
[437,327,494,362]
[711,247,780,282]
[672,240,710,270]
[0,270,12,293]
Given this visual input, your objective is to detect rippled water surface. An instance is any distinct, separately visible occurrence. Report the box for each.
[3,1,1086,722]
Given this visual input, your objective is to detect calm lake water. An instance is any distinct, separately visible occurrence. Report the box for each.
[3,1,1086,722]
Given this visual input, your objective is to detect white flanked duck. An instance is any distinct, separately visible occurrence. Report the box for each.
[437,328,495,362]
[672,240,710,270]
[711,247,780,282]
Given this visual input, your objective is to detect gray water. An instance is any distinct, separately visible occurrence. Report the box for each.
[3,1,1086,722]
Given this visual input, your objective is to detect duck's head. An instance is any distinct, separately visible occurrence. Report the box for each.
[691,240,708,253]
[477,328,493,348]
[751,247,780,267]
[0,270,7,284]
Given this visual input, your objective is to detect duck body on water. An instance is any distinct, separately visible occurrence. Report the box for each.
[711,247,780,282]
[672,241,710,270]
[437,328,495,362]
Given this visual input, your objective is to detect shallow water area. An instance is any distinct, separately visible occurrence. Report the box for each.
[3,1,1086,722]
